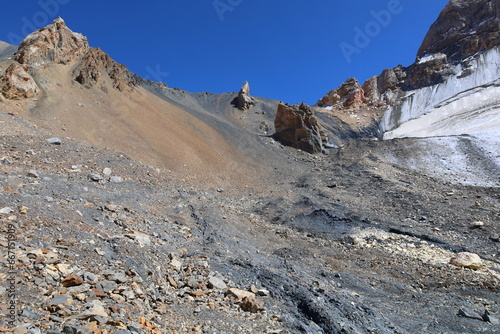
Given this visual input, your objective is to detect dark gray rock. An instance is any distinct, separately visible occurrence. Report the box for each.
[88,173,103,182]
[62,325,91,334]
[458,308,484,321]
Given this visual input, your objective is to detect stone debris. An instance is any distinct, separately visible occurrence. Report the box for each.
[450,252,484,270]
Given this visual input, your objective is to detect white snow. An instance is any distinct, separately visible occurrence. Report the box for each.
[417,53,447,64]
[380,46,500,187]
[381,46,500,134]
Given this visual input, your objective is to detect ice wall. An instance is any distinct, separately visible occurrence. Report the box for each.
[380,46,500,135]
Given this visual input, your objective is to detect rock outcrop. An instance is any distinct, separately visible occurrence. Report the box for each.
[274,102,326,153]
[0,62,39,99]
[317,78,366,110]
[319,0,500,112]
[417,0,500,62]
[15,17,88,66]
[73,47,138,92]
[237,81,255,110]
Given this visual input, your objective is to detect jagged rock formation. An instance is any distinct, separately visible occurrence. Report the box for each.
[73,47,138,92]
[0,62,39,99]
[237,81,255,110]
[319,0,500,113]
[15,17,88,66]
[6,17,139,94]
[417,0,500,62]
[274,102,326,153]
[317,78,366,110]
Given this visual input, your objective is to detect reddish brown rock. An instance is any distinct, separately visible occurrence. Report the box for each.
[274,102,325,153]
[418,0,500,62]
[73,47,138,92]
[61,275,84,287]
[0,62,39,100]
[15,17,88,66]
[240,296,264,313]
[362,76,383,107]
[317,77,365,109]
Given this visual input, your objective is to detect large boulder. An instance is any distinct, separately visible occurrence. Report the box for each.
[0,62,39,100]
[15,17,89,66]
[237,81,255,110]
[274,102,325,153]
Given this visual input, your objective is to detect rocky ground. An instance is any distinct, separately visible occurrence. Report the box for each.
[1,116,499,333]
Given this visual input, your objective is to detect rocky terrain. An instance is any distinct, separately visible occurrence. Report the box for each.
[1,0,499,333]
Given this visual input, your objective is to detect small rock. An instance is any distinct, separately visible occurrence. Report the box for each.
[91,288,106,298]
[125,231,151,247]
[61,275,84,287]
[84,272,98,283]
[96,280,118,292]
[47,137,62,145]
[483,310,499,324]
[122,290,135,300]
[0,207,13,214]
[450,252,483,269]
[56,263,71,275]
[21,309,39,320]
[110,176,123,183]
[490,233,499,242]
[170,259,182,271]
[13,326,28,334]
[62,325,91,334]
[26,170,40,178]
[471,221,484,228]
[48,295,72,306]
[458,308,484,321]
[208,277,227,290]
[227,288,255,300]
[18,206,28,214]
[102,168,112,176]
[108,272,128,283]
[240,296,264,313]
[88,173,103,182]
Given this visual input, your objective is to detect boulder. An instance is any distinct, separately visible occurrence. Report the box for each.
[0,62,39,99]
[450,252,483,270]
[274,102,325,153]
[237,81,255,110]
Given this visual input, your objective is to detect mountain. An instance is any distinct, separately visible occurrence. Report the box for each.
[1,2,500,333]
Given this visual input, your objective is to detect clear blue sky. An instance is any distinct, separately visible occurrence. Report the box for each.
[0,0,449,104]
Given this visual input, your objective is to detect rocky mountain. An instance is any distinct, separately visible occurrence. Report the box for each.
[417,0,500,62]
[1,2,499,333]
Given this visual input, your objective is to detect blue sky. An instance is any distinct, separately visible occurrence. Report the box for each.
[1,0,449,104]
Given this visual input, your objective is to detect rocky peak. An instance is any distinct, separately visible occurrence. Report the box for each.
[417,0,500,62]
[274,102,326,153]
[237,81,255,110]
[15,17,89,66]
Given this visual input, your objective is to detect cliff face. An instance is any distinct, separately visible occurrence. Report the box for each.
[417,0,500,62]
[318,0,500,116]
